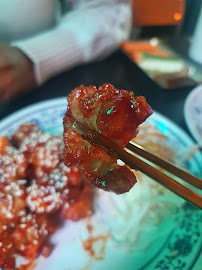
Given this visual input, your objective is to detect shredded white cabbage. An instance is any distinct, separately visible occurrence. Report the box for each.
[94,124,187,251]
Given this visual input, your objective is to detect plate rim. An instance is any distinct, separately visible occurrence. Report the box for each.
[0,97,67,130]
[184,84,202,145]
[0,97,201,169]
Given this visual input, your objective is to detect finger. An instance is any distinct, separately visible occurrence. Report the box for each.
[0,87,15,103]
[0,77,27,103]
[0,89,7,102]
[0,45,10,69]
[0,55,8,69]
[0,68,13,88]
[0,91,12,103]
[0,79,17,103]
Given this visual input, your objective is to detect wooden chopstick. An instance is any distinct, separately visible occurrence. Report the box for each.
[72,120,202,209]
[126,141,202,190]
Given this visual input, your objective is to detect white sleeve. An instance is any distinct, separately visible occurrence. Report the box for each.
[12,0,132,85]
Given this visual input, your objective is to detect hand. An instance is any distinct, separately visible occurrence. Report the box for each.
[0,44,36,103]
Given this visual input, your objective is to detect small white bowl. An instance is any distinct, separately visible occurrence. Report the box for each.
[184,84,202,146]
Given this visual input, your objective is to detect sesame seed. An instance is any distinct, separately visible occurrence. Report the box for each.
[19,224,26,229]
[64,202,70,209]
[7,243,13,249]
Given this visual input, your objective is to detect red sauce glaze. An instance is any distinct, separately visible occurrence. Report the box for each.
[18,260,38,270]
[0,227,16,270]
[0,136,10,154]
[82,234,109,260]
[60,184,94,221]
[41,245,52,258]
[63,84,153,194]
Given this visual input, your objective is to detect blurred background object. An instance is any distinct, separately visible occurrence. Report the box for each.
[182,0,202,36]
[122,0,202,89]
[121,38,202,89]
[132,0,185,26]
[188,5,202,64]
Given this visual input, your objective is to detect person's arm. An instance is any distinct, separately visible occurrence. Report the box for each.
[13,0,132,85]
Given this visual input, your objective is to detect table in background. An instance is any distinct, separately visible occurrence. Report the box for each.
[0,49,195,139]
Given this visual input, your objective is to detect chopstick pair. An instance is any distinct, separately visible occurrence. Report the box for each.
[72,120,202,209]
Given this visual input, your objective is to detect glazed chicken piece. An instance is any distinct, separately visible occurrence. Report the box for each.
[0,180,26,225]
[0,226,16,270]
[63,84,152,194]
[0,123,94,269]
[13,214,56,259]
[0,146,28,182]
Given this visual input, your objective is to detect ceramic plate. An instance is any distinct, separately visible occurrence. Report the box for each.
[184,84,202,146]
[0,98,201,270]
